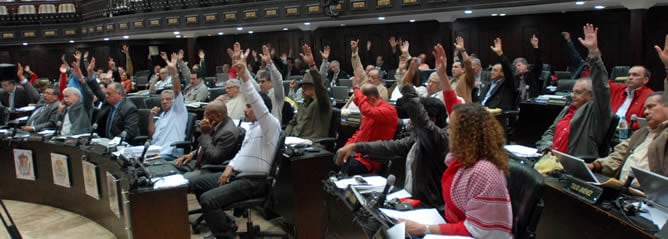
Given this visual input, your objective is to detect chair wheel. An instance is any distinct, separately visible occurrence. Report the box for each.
[192,224,201,234]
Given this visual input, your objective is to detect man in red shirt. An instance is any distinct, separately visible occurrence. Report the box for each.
[609,66,653,129]
[341,82,398,175]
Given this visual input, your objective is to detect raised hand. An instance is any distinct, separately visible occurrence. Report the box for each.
[400,40,410,54]
[454,36,465,53]
[654,34,668,67]
[87,57,96,77]
[122,45,129,55]
[578,23,599,50]
[300,44,315,67]
[351,39,359,53]
[367,40,372,50]
[71,61,84,82]
[251,50,258,60]
[490,37,503,56]
[73,50,81,61]
[59,63,68,74]
[561,32,571,42]
[320,45,330,60]
[83,51,89,60]
[432,44,450,90]
[167,53,178,74]
[530,34,539,49]
[160,51,168,62]
[289,79,297,89]
[198,49,205,60]
[177,49,184,61]
[232,61,249,82]
[108,57,115,68]
[16,63,24,81]
[403,58,419,86]
[388,36,398,49]
[259,45,272,64]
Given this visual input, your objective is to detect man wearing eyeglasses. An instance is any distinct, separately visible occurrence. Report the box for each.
[536,24,612,159]
[184,73,209,104]
[22,87,59,132]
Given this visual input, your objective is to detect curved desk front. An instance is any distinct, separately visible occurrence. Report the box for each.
[0,140,189,239]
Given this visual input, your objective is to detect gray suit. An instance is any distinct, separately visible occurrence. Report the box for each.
[27,102,58,131]
[192,117,241,167]
[58,80,94,135]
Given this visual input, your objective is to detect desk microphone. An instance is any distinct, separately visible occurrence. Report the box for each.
[630,114,638,129]
[87,123,98,145]
[139,139,151,163]
[237,117,244,127]
[54,121,62,137]
[119,130,127,146]
[378,174,396,207]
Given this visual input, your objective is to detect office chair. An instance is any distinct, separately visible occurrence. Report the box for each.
[331,86,349,104]
[610,66,630,82]
[208,87,227,101]
[507,160,545,239]
[191,132,288,239]
[554,71,572,80]
[170,112,199,155]
[127,95,147,109]
[311,108,340,152]
[143,96,162,109]
[599,115,620,158]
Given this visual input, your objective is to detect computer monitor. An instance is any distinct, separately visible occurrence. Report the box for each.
[631,167,668,211]
[553,150,609,184]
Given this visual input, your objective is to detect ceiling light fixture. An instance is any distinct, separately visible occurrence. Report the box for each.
[176,35,182,38]
[123,35,129,39]
[594,5,605,9]
[103,38,110,41]
[304,22,311,26]
[248,31,254,34]
[575,1,585,5]
[491,13,498,16]
[499,13,507,16]
[283,28,288,31]
[378,16,385,21]
[22,42,28,46]
[409,19,416,23]
[464,10,473,14]
[236,27,243,31]
[69,40,75,43]
[173,31,180,35]
[218,32,224,35]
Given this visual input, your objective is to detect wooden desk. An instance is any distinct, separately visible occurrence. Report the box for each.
[273,150,333,239]
[0,140,189,239]
[536,177,656,239]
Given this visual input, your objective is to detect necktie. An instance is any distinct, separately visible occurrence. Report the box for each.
[106,106,116,138]
[29,105,44,127]
[482,81,497,105]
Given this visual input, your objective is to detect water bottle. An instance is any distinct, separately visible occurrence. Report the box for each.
[618,116,629,140]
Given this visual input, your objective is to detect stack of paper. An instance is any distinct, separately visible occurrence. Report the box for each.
[152,174,188,189]
[504,145,542,158]
[285,136,313,146]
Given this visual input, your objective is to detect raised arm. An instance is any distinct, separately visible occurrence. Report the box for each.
[16,63,39,104]
[491,37,518,92]
[167,53,182,95]
[262,45,285,104]
[578,24,611,120]
[527,35,544,98]
[236,48,280,130]
[319,45,330,77]
[351,39,368,83]
[177,50,191,85]
[655,34,668,91]
[122,45,134,76]
[301,44,331,110]
[434,44,461,114]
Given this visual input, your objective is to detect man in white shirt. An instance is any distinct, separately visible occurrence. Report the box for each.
[190,55,280,239]
[148,55,188,160]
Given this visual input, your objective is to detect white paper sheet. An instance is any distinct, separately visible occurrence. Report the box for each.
[387,189,412,201]
[424,235,473,239]
[335,176,387,189]
[385,222,406,239]
[16,106,35,112]
[504,144,542,158]
[379,208,446,225]
[284,136,313,146]
[153,174,188,189]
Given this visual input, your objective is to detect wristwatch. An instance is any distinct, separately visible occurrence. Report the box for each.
[424,224,431,234]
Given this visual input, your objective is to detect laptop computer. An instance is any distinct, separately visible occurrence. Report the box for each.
[631,167,668,211]
[553,150,610,184]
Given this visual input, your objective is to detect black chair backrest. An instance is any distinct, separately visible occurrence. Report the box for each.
[331,86,349,100]
[144,96,162,109]
[184,112,197,142]
[554,71,572,80]
[233,127,246,155]
[127,95,147,109]
[556,79,577,92]
[330,108,341,139]
[268,131,286,185]
[338,78,353,88]
[539,70,552,94]
[137,108,151,137]
[507,160,545,239]
[281,101,295,127]
[208,87,226,101]
[610,66,630,81]
[599,115,620,158]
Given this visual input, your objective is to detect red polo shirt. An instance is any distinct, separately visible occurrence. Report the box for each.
[609,82,653,130]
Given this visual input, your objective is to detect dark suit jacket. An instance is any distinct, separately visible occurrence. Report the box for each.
[192,117,241,166]
[58,81,94,135]
[27,102,59,131]
[97,99,139,141]
[0,80,39,109]
[481,55,519,111]
[326,70,350,87]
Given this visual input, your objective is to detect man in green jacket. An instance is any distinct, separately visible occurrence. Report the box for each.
[285,44,332,139]
[536,24,612,160]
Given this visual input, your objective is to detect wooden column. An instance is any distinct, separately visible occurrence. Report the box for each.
[629,9,647,65]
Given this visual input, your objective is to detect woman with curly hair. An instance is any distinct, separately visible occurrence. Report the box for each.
[402,44,513,239]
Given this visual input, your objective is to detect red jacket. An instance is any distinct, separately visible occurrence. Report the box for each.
[348,87,398,173]
[609,82,653,130]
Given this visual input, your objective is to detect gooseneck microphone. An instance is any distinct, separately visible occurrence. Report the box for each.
[54,121,62,137]
[378,174,396,207]
[87,123,98,145]
[118,130,127,146]
[139,140,151,163]
[630,114,638,129]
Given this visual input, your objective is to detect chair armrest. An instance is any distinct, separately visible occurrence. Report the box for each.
[311,137,337,144]
[170,140,192,147]
[199,160,231,172]
[131,136,149,145]
[235,172,268,180]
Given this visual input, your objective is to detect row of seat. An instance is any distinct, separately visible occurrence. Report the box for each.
[0,3,76,15]
[0,3,77,23]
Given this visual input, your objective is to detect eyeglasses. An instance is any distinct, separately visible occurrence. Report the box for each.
[572,89,591,95]
[43,91,56,95]
[258,80,267,83]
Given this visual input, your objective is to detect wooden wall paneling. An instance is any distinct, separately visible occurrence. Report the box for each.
[644,6,668,91]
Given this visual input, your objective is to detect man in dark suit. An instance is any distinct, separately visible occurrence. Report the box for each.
[318,47,350,88]
[472,57,491,102]
[22,87,59,132]
[0,64,39,111]
[96,82,139,142]
[480,38,519,111]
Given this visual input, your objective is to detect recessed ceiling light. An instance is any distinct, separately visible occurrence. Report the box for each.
[499,13,507,16]
[491,13,498,16]
[339,23,346,26]
[575,1,585,5]
[22,42,28,46]
[282,28,288,31]
[236,27,243,31]
[594,5,605,9]
[218,32,224,35]
[464,10,473,14]
[304,22,311,26]
[103,37,109,41]
[123,35,129,39]
[176,35,182,38]
[69,40,75,43]
[173,31,180,35]
[378,16,385,21]
[409,19,416,23]
[248,31,254,34]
